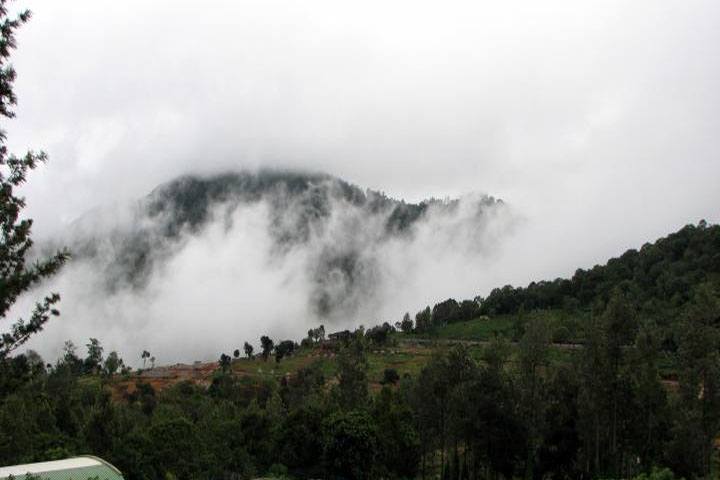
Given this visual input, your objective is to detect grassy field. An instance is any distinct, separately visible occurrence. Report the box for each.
[225,309,593,388]
[402,309,589,343]
[431,315,516,340]
[225,333,588,390]
[126,309,677,395]
[230,343,440,386]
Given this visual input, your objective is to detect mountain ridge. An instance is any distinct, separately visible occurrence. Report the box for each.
[62,169,505,319]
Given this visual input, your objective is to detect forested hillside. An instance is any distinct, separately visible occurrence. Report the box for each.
[2,222,719,480]
[62,170,503,318]
[479,220,720,318]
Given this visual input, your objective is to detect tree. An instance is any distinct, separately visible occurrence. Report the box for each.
[381,368,400,385]
[147,417,202,479]
[233,349,240,359]
[0,3,68,359]
[84,338,104,374]
[276,405,325,478]
[366,322,392,345]
[517,317,551,480]
[280,361,326,408]
[576,289,638,478]
[432,298,460,326]
[335,337,369,409]
[103,351,123,376]
[415,307,432,333]
[306,325,326,344]
[244,341,254,359]
[670,284,720,479]
[373,386,420,479]
[219,353,232,373]
[322,410,378,480]
[60,339,82,374]
[141,350,150,368]
[275,340,296,363]
[627,321,668,470]
[260,336,274,361]
[400,312,414,333]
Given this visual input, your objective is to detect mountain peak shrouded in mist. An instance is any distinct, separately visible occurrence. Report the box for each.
[31,169,511,362]
[74,170,503,315]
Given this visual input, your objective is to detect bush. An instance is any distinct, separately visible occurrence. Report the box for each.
[632,467,684,480]
[267,463,290,479]
[552,326,572,343]
[381,368,400,385]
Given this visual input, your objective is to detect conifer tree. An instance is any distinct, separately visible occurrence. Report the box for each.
[0,1,68,358]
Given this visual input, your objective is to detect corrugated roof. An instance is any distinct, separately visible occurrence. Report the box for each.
[0,456,124,480]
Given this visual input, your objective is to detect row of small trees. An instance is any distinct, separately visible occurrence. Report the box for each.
[395,297,483,334]
[59,338,131,377]
[220,335,300,370]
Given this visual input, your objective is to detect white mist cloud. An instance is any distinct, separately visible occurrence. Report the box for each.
[3,1,720,363]
[17,188,516,364]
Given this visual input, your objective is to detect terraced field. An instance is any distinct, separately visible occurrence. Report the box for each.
[112,310,680,398]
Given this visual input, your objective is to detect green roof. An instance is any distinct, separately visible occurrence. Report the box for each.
[0,456,124,480]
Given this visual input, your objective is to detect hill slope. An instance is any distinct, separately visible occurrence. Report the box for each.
[63,169,504,319]
[477,220,720,321]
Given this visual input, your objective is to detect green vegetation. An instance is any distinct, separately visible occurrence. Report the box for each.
[2,282,718,480]
[0,1,68,360]
[1,6,720,478]
[478,221,720,321]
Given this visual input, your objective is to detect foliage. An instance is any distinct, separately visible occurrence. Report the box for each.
[0,1,68,359]
[260,335,274,361]
[381,368,400,385]
[399,312,413,333]
[274,340,296,362]
[1,199,719,480]
[322,410,378,480]
[243,341,254,359]
[633,467,685,480]
[365,322,394,345]
[478,221,720,318]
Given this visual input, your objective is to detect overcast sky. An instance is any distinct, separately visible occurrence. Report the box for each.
[7,0,720,284]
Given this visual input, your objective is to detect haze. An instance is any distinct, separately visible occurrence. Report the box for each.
[5,0,720,362]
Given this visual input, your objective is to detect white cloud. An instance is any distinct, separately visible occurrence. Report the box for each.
[4,0,720,362]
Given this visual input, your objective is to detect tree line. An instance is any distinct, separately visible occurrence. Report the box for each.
[1,282,719,479]
[477,221,720,319]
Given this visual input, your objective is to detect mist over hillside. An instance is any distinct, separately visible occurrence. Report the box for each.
[23,170,513,363]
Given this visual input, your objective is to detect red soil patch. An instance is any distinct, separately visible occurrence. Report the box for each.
[110,361,219,400]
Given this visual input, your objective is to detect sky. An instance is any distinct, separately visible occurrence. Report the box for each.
[3,0,720,362]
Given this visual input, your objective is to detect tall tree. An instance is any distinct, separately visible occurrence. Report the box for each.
[103,351,123,376]
[518,317,551,480]
[578,290,637,478]
[400,312,414,333]
[671,284,720,479]
[628,321,668,470]
[84,337,104,374]
[335,336,369,409]
[0,3,68,359]
[141,350,150,368]
[243,341,254,359]
[260,336,274,361]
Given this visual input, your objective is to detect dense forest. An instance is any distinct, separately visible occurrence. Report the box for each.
[478,220,720,319]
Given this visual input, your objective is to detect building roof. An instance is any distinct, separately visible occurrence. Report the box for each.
[0,455,124,480]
